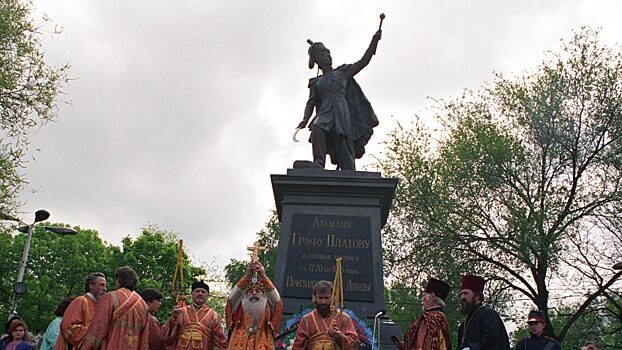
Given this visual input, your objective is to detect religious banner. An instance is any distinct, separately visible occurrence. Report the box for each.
[282,214,374,302]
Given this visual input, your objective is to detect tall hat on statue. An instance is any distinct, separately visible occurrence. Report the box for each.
[460,275,486,292]
[307,40,329,69]
[424,278,451,301]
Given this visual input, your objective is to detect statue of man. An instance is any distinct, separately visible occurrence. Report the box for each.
[296,28,382,170]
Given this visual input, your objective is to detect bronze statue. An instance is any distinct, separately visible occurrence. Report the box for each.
[295,14,384,170]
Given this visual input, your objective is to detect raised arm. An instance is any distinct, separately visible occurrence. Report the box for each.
[346,30,382,79]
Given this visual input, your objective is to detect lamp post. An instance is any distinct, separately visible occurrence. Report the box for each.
[1,209,77,320]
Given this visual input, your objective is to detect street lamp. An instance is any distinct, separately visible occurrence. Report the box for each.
[0,209,77,320]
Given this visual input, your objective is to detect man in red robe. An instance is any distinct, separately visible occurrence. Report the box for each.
[80,266,150,350]
[55,272,107,350]
[225,261,283,350]
[162,280,227,350]
[140,288,166,350]
[391,278,452,350]
[292,281,359,350]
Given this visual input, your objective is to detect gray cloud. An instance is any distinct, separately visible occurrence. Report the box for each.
[18,0,622,268]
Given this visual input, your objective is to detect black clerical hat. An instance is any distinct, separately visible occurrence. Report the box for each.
[191,280,209,293]
[460,275,486,292]
[424,278,451,301]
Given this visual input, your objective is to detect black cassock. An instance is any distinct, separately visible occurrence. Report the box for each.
[458,304,510,350]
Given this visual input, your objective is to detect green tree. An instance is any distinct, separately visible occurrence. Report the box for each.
[374,27,622,344]
[113,223,207,323]
[224,211,280,287]
[0,0,70,214]
[1,224,114,332]
[0,227,16,312]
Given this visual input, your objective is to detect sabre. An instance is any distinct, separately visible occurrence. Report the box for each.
[293,128,302,142]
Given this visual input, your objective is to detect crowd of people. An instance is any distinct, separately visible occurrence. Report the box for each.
[0,262,283,350]
[0,265,605,350]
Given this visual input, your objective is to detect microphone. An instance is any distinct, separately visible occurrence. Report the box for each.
[372,310,385,350]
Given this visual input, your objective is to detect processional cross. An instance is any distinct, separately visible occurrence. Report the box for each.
[247,241,266,262]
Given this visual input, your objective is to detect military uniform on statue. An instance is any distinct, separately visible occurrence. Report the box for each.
[162,280,227,350]
[295,28,382,170]
[457,275,509,350]
[225,259,283,350]
[392,278,452,350]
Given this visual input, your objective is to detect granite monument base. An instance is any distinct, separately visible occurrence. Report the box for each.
[271,168,401,349]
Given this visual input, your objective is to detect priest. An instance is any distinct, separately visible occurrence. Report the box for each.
[457,275,509,350]
[392,278,452,350]
[225,261,283,350]
[162,280,227,350]
[55,272,107,350]
[291,280,359,350]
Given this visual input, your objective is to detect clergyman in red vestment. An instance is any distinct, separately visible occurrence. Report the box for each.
[55,272,107,350]
[81,266,150,350]
[226,261,283,350]
[140,288,166,350]
[292,281,359,350]
[162,280,227,350]
[391,278,452,350]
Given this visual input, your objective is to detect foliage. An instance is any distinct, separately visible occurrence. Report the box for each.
[224,211,280,287]
[0,0,70,213]
[117,224,199,292]
[1,224,113,332]
[384,284,420,331]
[112,223,207,324]
[0,228,17,310]
[374,27,622,344]
[197,257,229,324]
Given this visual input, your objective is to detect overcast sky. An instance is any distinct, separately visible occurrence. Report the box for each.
[17,0,622,270]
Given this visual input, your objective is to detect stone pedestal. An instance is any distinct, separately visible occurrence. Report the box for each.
[271,168,401,348]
